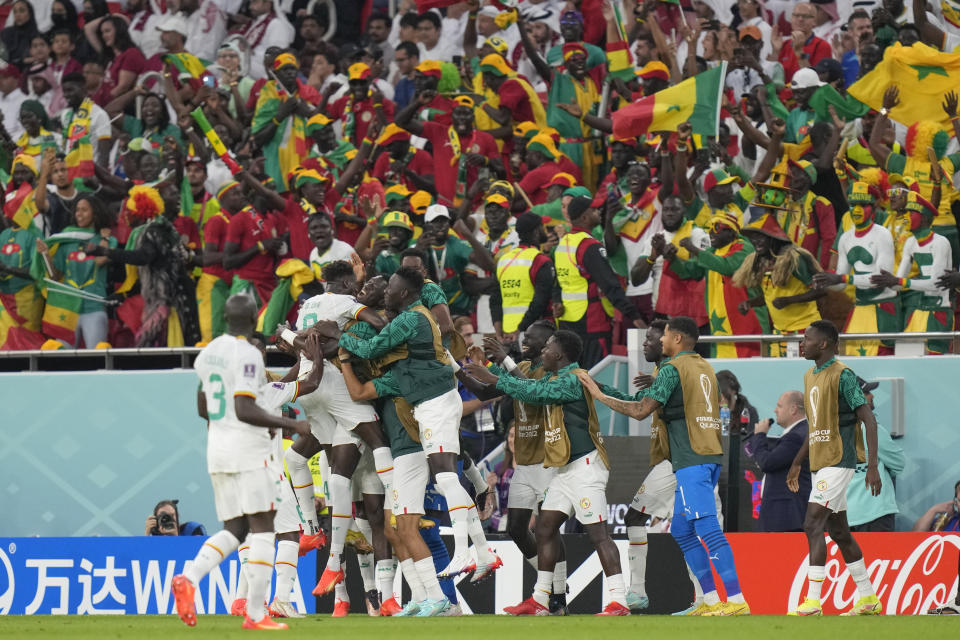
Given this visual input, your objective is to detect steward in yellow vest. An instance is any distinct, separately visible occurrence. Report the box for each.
[492,212,555,338]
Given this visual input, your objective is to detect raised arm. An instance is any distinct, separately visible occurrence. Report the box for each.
[868,87,898,171]
[516,11,553,85]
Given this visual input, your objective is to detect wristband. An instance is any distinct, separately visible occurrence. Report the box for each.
[373,103,382,108]
[501,356,517,372]
[362,136,374,145]
[900,278,909,288]
[646,257,656,265]
[445,348,461,373]
[280,328,298,345]
[257,241,265,253]
[271,117,281,126]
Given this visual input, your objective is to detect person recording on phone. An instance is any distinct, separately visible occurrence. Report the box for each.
[743,391,810,532]
[145,499,207,536]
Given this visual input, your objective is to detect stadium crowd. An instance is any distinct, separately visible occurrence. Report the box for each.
[0,0,959,360]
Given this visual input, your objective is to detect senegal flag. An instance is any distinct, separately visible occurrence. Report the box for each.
[257,259,315,337]
[612,62,726,139]
[848,42,960,127]
[251,81,308,191]
[164,53,210,79]
[29,227,96,342]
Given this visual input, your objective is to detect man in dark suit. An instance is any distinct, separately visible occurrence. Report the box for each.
[745,391,811,532]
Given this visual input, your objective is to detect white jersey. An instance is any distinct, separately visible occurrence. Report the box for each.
[296,291,367,332]
[258,377,299,460]
[309,240,358,281]
[896,233,953,309]
[836,224,897,301]
[195,335,274,473]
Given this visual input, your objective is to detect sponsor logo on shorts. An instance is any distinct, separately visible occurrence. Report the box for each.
[816,480,828,491]
[424,428,433,440]
[580,497,591,510]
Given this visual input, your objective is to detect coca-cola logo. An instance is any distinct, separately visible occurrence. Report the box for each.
[787,534,960,614]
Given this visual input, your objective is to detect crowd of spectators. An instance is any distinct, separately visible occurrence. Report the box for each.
[0,0,959,363]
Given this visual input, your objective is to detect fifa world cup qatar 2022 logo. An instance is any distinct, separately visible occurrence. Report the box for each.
[699,374,712,412]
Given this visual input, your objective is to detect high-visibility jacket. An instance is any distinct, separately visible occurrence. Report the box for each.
[554,231,614,322]
[496,246,540,333]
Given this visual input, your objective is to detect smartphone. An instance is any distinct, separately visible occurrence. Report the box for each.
[202,74,216,88]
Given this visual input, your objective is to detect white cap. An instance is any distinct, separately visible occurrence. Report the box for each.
[478,5,500,18]
[156,13,189,37]
[790,67,824,90]
[424,204,450,223]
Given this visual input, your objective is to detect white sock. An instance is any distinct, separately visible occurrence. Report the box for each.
[285,448,318,532]
[846,558,875,599]
[327,473,352,571]
[376,559,398,601]
[317,450,331,502]
[688,563,703,603]
[463,461,487,494]
[415,557,445,601]
[358,552,376,592]
[434,472,470,557]
[807,564,825,601]
[184,529,240,585]
[606,573,627,607]
[525,555,538,570]
[533,570,553,607]
[627,526,648,597]
[274,540,299,603]
[235,536,250,600]
[553,560,567,596]
[703,590,721,606]
[467,506,493,563]
[245,532,276,621]
[401,558,426,603]
[372,447,395,495]
[334,581,349,603]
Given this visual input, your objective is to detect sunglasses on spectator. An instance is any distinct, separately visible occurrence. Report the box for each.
[887,187,909,195]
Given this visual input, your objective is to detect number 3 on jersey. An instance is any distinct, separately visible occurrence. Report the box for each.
[207,373,227,420]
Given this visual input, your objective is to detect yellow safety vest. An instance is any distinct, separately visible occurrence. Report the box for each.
[496,246,540,333]
[554,231,614,322]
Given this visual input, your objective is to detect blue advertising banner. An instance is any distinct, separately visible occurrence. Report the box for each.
[0,538,317,615]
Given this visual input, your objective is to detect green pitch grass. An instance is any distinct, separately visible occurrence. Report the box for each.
[0,615,955,640]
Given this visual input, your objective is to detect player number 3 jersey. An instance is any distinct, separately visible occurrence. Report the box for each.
[195,334,272,473]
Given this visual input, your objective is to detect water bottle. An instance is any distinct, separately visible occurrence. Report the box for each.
[720,405,731,436]
[740,408,751,435]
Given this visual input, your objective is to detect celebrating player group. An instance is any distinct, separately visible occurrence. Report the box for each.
[177,259,883,628]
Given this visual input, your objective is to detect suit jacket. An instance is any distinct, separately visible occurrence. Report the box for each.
[746,420,812,532]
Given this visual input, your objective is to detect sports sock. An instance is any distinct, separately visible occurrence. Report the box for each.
[415,557,445,600]
[334,581,349,603]
[533,570,553,607]
[434,472,470,557]
[421,518,457,604]
[627,525,648,597]
[184,529,240,585]
[274,540,299,603]
[553,560,567,596]
[284,448,318,532]
[687,563,704,603]
[245,532,276,621]
[807,565,826,601]
[317,450,331,501]
[462,460,487,494]
[401,558,426,602]
[358,552,376,592]
[694,515,741,599]
[606,573,627,607]
[525,555,538,570]
[376,558,398,602]
[846,558,875,599]
[372,447,395,496]
[327,473,352,572]
[234,535,251,600]
[671,513,717,596]
[467,506,494,563]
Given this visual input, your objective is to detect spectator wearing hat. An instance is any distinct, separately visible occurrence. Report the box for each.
[779,158,837,269]
[670,209,768,358]
[0,64,27,141]
[590,138,640,210]
[517,135,576,205]
[530,173,578,227]
[783,67,823,144]
[814,57,844,91]
[872,193,954,354]
[544,10,605,72]
[371,124,435,193]
[813,181,898,356]
[554,195,642,368]
[409,60,455,127]
[735,213,824,352]
[372,210,416,277]
[736,0,773,60]
[396,91,502,207]
[725,26,784,102]
[512,4,561,92]
[775,2,833,83]
[478,53,547,146]
[466,191,518,334]
[492,212,556,339]
[846,377,905,532]
[326,62,393,149]
[417,203,486,316]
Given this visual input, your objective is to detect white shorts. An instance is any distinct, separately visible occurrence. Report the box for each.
[298,393,336,444]
[507,464,557,511]
[630,459,676,521]
[809,467,855,513]
[332,423,364,450]
[412,388,463,456]
[351,446,384,498]
[317,361,377,431]
[274,472,305,534]
[210,466,282,523]
[541,450,609,525]
[390,451,429,516]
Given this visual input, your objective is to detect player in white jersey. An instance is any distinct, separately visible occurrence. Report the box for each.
[229,331,326,619]
[278,260,397,600]
[173,294,309,631]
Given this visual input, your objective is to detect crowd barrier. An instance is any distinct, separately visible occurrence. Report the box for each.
[0,533,955,615]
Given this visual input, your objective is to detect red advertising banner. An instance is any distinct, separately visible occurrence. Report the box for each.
[724,533,960,615]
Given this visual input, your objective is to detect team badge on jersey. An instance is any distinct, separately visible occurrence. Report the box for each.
[244,364,256,377]
[580,497,591,510]
[816,480,828,491]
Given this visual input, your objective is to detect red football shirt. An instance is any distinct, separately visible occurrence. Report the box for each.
[201,213,231,281]
[421,121,499,206]
[329,96,396,147]
[225,206,277,300]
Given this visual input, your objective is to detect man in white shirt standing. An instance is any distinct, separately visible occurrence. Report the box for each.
[0,65,27,141]
[242,0,295,79]
[416,11,455,63]
[173,294,309,631]
[179,0,228,62]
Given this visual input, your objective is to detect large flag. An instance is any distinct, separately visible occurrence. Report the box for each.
[28,227,96,343]
[163,53,210,79]
[848,42,960,127]
[612,62,726,140]
[3,183,41,232]
[257,259,315,337]
[251,82,308,191]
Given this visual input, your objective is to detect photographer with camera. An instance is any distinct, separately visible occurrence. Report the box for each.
[145,499,206,536]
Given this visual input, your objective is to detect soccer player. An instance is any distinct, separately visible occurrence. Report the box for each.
[338,267,501,581]
[463,330,628,616]
[578,316,750,616]
[786,320,882,616]
[174,294,309,630]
